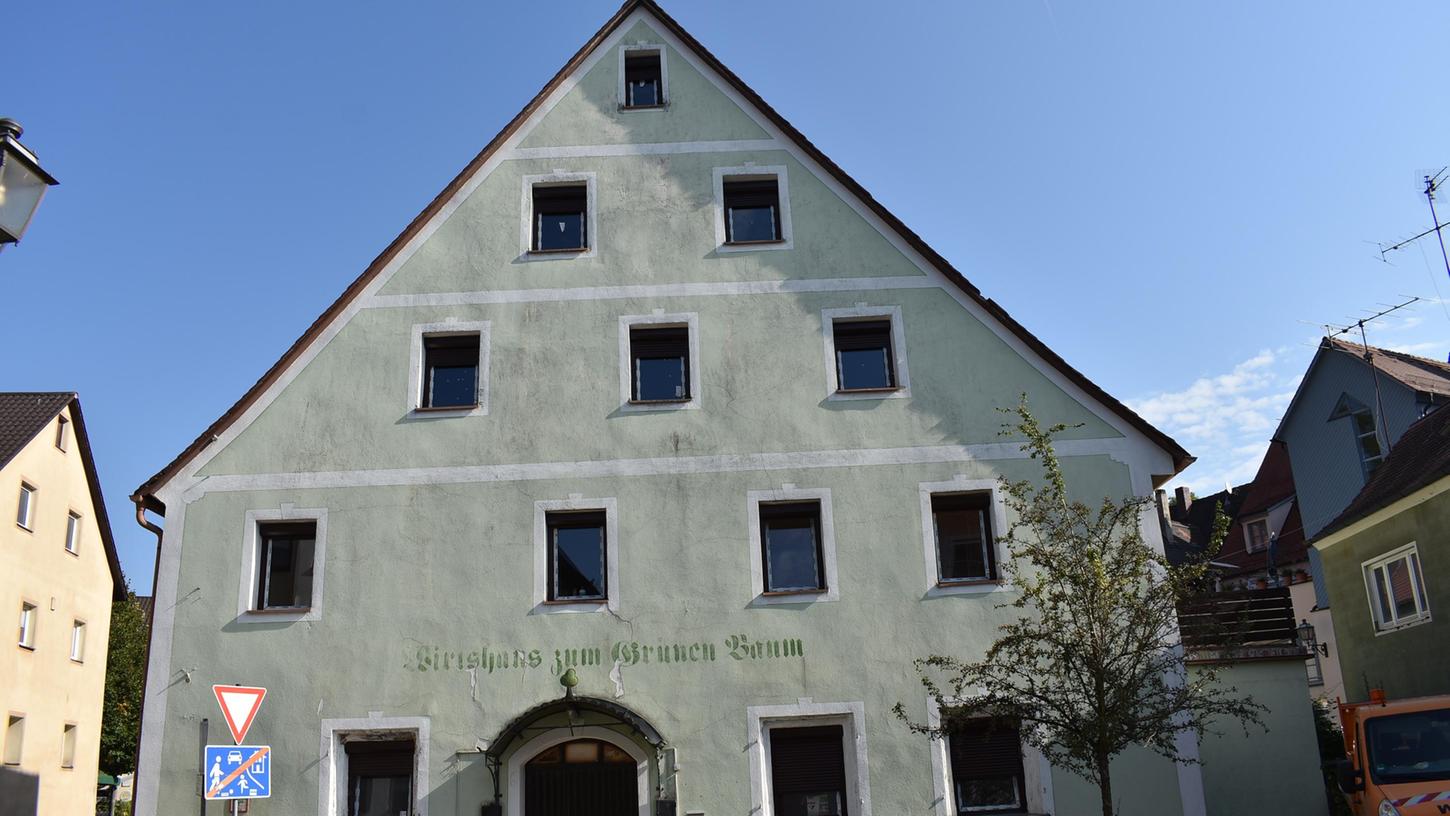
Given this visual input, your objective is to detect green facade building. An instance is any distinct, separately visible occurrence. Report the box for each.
[128,3,1322,815]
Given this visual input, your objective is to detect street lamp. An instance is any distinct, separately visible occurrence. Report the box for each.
[0,118,59,248]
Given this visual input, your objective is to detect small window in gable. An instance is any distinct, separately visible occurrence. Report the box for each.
[532,183,589,252]
[723,178,782,244]
[630,326,690,402]
[832,319,897,392]
[933,493,997,583]
[422,333,481,409]
[65,511,81,554]
[624,50,663,108]
[1244,517,1269,553]
[255,521,316,611]
[55,415,69,451]
[16,483,35,531]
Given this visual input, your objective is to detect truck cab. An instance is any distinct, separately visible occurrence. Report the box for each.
[1335,692,1450,815]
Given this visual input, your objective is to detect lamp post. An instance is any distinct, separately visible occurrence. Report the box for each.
[0,118,60,249]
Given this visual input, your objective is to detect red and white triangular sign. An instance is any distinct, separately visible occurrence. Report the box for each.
[212,685,267,744]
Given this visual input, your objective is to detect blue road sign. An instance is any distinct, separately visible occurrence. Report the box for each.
[203,744,271,800]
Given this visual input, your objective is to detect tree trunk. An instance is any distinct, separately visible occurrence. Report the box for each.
[1097,753,1114,816]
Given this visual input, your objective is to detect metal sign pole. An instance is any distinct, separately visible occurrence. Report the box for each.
[198,718,209,816]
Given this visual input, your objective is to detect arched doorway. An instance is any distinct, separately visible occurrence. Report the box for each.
[524,738,637,816]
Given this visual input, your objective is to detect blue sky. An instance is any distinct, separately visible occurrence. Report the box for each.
[5,1,1448,592]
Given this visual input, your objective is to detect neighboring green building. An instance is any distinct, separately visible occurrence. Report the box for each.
[1312,403,1450,703]
[126,3,1320,815]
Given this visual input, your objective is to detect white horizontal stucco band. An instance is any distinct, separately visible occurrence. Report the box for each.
[504,138,779,160]
[363,276,937,310]
[180,438,1137,501]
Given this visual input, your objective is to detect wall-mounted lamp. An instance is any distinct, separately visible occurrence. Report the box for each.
[0,119,59,248]
[1297,619,1329,657]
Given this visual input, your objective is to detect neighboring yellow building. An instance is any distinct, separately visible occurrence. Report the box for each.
[0,393,122,815]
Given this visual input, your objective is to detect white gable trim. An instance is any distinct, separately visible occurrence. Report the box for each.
[146,6,1174,500]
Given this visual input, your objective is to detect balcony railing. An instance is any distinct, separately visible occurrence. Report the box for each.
[1176,587,1308,663]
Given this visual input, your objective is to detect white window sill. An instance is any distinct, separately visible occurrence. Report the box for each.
[236,607,319,625]
[407,404,485,419]
[926,580,1014,598]
[530,600,613,616]
[1373,614,1432,636]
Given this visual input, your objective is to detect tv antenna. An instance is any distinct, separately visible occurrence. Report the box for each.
[1378,169,1450,284]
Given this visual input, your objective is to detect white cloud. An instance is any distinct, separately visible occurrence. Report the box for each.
[1128,349,1299,497]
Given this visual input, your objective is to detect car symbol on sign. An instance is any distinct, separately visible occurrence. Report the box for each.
[227,750,242,763]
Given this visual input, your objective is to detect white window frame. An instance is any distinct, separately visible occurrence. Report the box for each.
[919,478,1011,597]
[65,510,81,555]
[1363,542,1431,634]
[407,320,491,418]
[617,312,702,412]
[925,697,1054,816]
[505,725,651,816]
[520,171,598,260]
[55,415,69,452]
[618,43,668,112]
[1243,516,1269,554]
[16,482,35,531]
[713,165,793,253]
[316,716,429,816]
[60,722,77,769]
[747,486,839,605]
[236,505,328,624]
[820,305,911,401]
[18,601,36,649]
[532,497,620,614]
[747,700,871,816]
[69,619,85,663]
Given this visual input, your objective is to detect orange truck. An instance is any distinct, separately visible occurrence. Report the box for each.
[1333,691,1450,815]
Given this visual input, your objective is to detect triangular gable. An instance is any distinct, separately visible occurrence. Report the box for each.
[133,0,1191,509]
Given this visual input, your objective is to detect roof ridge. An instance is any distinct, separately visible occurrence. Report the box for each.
[1326,335,1450,373]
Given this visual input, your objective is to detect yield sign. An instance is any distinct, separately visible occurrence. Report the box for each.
[212,685,267,744]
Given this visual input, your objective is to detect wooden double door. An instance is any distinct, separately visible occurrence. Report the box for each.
[523,738,637,816]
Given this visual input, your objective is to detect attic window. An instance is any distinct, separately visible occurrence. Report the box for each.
[1244,517,1268,553]
[624,50,663,108]
[422,334,480,409]
[532,184,588,252]
[55,415,68,451]
[723,178,782,244]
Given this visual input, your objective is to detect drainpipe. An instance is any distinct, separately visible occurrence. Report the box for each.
[130,496,166,816]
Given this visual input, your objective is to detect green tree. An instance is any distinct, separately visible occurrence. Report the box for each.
[100,585,148,776]
[896,399,1265,816]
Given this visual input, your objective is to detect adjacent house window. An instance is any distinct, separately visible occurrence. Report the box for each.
[70,621,85,662]
[723,177,782,244]
[55,415,69,451]
[933,493,997,583]
[65,512,81,554]
[254,521,317,611]
[421,333,481,409]
[532,183,589,252]
[546,511,608,603]
[1351,409,1384,476]
[833,319,897,392]
[3,715,22,765]
[630,325,690,402]
[1364,544,1430,632]
[1244,518,1269,553]
[760,501,826,594]
[768,724,849,816]
[623,49,663,108]
[16,483,35,530]
[345,738,415,816]
[948,717,1028,814]
[60,724,76,769]
[18,603,36,649]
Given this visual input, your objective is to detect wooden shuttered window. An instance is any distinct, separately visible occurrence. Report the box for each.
[832,320,896,391]
[769,725,848,816]
[723,178,781,243]
[630,326,690,402]
[947,718,1026,814]
[345,738,415,816]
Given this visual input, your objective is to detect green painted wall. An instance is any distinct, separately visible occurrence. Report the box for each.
[140,12,1221,816]
[1319,487,1450,702]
